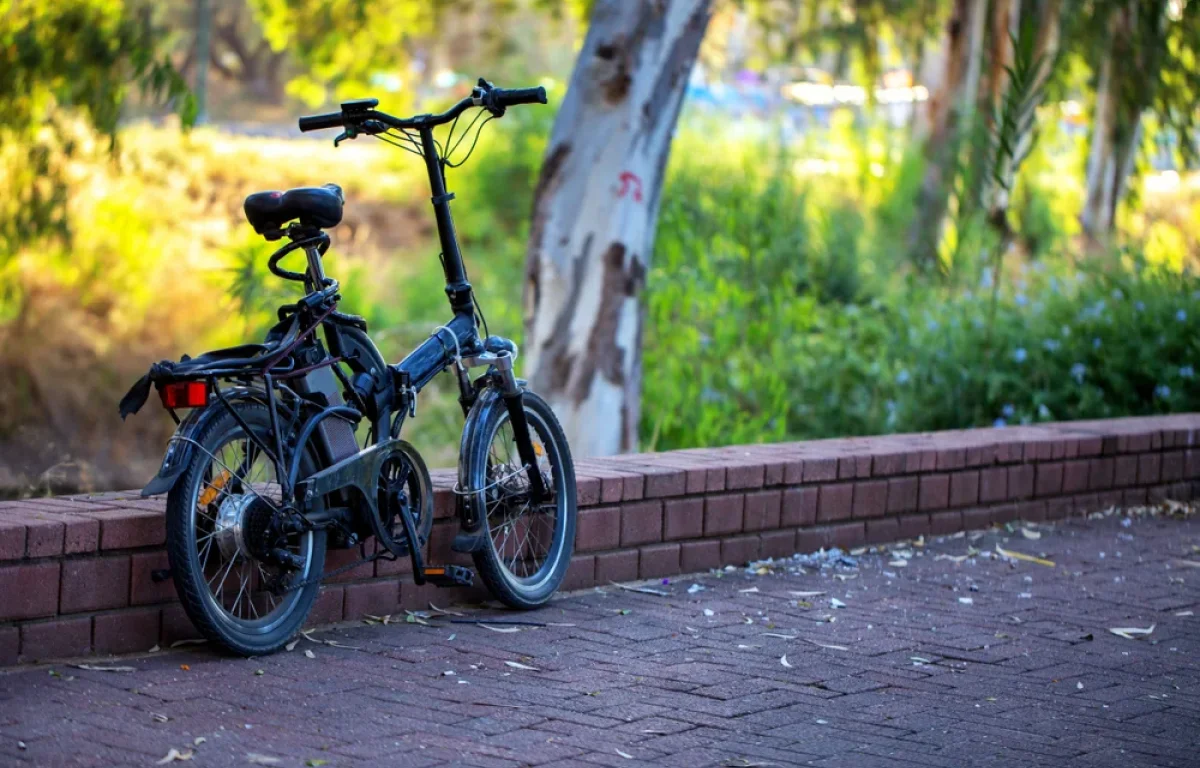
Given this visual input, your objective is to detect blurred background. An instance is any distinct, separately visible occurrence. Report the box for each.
[1,0,1198,496]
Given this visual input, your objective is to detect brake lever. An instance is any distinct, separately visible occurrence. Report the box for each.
[334,125,358,147]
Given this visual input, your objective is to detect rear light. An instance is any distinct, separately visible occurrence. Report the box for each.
[159,381,209,409]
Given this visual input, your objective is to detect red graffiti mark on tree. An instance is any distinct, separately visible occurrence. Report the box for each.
[617,171,643,203]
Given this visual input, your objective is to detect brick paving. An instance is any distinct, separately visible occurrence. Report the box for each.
[1,513,1198,768]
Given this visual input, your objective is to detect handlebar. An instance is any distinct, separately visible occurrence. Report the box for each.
[297,80,547,135]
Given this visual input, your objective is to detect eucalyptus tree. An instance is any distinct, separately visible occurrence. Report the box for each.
[1076,0,1199,240]
[522,0,715,457]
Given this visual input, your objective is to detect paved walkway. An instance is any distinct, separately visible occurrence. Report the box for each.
[2,512,1198,768]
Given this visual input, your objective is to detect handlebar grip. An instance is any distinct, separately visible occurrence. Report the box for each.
[298,112,344,132]
[494,86,547,107]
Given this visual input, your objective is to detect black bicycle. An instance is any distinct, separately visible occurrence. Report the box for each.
[119,79,577,656]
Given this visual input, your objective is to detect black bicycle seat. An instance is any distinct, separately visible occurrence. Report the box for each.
[244,183,344,236]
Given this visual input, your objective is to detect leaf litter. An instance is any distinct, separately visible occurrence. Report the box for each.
[1108,625,1155,640]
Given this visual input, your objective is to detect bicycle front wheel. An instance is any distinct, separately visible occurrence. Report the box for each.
[461,389,576,608]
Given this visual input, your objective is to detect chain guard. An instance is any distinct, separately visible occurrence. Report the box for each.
[371,441,433,558]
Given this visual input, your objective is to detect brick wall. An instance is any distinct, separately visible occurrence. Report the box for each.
[3,414,1198,665]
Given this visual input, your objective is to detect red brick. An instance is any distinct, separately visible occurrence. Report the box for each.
[781,487,818,527]
[1017,500,1047,522]
[0,627,17,666]
[965,445,991,467]
[94,608,160,654]
[935,448,966,471]
[10,513,65,558]
[1088,458,1115,490]
[724,461,765,490]
[562,555,596,591]
[432,486,455,520]
[324,546,378,583]
[865,517,900,545]
[577,506,620,552]
[639,543,681,579]
[161,604,203,644]
[990,503,1019,525]
[375,547,413,577]
[929,510,963,536]
[595,550,639,583]
[0,562,59,620]
[574,475,602,507]
[825,522,865,550]
[20,617,92,661]
[1046,498,1072,520]
[60,556,129,614]
[896,513,931,541]
[918,475,950,511]
[306,586,344,627]
[760,530,795,559]
[1061,460,1089,493]
[1113,455,1139,486]
[1035,463,1064,497]
[620,501,663,546]
[1078,436,1103,456]
[802,457,838,482]
[852,481,888,519]
[87,509,166,550]
[949,472,979,508]
[641,466,687,498]
[703,494,744,536]
[0,521,25,561]
[129,551,176,606]
[1119,432,1153,453]
[742,491,781,531]
[1006,465,1033,499]
[721,535,760,566]
[1123,488,1148,506]
[1187,449,1200,478]
[872,451,907,476]
[664,498,704,540]
[817,484,853,522]
[680,540,721,572]
[887,477,919,514]
[1161,451,1185,482]
[795,528,827,554]
[837,455,872,479]
[962,507,992,530]
[342,581,399,619]
[1138,453,1162,485]
[979,467,1008,503]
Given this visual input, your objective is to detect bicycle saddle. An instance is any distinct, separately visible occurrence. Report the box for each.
[244,183,344,236]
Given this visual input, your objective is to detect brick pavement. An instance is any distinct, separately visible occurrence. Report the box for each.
[1,512,1197,767]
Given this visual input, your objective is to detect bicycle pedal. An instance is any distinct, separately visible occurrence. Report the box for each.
[422,565,474,588]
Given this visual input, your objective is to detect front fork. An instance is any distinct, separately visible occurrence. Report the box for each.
[457,348,547,505]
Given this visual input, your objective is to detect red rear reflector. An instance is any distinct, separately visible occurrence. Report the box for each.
[160,381,209,409]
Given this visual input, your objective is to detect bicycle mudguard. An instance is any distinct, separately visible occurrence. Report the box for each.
[140,388,267,497]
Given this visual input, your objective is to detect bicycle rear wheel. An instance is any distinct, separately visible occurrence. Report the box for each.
[165,404,325,655]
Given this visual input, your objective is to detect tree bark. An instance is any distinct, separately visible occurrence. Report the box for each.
[522,0,713,457]
[905,0,987,269]
[1080,14,1139,241]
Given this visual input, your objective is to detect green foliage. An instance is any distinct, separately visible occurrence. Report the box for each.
[0,0,191,254]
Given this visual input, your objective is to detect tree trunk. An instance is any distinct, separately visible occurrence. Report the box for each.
[522,0,713,457]
[1080,29,1138,240]
[905,0,987,269]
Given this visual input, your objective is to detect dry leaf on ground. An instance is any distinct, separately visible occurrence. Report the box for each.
[504,661,540,671]
[1108,625,1155,640]
[156,748,193,764]
[995,545,1055,567]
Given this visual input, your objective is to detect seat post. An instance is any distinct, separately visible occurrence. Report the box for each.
[304,242,326,287]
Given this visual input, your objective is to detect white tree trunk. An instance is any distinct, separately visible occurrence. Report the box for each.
[522,0,713,457]
[1081,46,1141,240]
[906,0,987,266]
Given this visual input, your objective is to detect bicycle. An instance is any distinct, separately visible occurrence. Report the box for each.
[118,79,577,656]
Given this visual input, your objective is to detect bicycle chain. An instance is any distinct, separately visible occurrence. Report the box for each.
[275,544,393,594]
